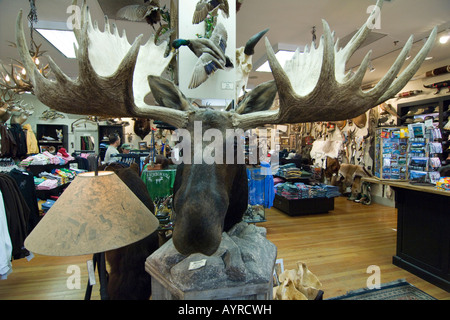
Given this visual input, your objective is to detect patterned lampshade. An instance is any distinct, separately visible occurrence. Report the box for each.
[24,171,159,256]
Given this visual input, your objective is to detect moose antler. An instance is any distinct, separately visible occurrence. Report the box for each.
[15,0,436,132]
[232,0,437,129]
[15,0,189,128]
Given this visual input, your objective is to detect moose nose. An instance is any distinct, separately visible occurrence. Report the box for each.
[172,221,223,256]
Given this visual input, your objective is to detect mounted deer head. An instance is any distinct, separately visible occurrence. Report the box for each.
[15,0,436,255]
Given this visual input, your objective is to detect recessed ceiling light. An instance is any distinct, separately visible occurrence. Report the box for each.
[439,30,450,44]
[36,29,78,59]
[425,56,433,60]
[254,43,301,73]
[256,50,296,72]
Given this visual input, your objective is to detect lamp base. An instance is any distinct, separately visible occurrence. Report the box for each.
[84,252,109,300]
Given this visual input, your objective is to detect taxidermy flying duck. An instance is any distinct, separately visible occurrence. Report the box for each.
[192,0,229,24]
[172,23,233,89]
[116,0,161,30]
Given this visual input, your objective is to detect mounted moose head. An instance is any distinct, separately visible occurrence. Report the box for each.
[15,0,436,255]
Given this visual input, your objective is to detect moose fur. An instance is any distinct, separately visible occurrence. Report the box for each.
[99,163,159,300]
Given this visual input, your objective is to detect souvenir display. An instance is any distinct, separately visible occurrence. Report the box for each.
[374,127,408,180]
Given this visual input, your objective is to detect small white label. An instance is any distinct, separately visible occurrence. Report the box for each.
[221,82,234,90]
[188,259,207,270]
[86,260,96,285]
[26,252,34,261]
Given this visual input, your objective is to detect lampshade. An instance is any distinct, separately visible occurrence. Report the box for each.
[24,171,159,256]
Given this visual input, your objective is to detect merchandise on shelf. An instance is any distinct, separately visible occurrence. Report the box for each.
[34,168,85,190]
[374,127,409,180]
[19,150,75,166]
[275,182,340,200]
[407,122,443,184]
[436,177,450,191]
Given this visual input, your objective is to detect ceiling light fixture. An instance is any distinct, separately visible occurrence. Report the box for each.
[439,30,450,44]
[35,28,78,58]
[33,21,78,59]
[254,43,301,73]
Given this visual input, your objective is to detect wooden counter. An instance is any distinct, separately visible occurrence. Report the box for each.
[362,177,450,292]
[362,177,450,197]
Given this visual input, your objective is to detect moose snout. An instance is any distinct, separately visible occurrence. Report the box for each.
[172,188,229,256]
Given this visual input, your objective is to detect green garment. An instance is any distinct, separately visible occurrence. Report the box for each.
[141,168,176,200]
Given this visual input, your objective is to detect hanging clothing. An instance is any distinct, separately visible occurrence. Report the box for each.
[9,124,27,157]
[0,124,17,158]
[260,162,275,208]
[22,124,39,154]
[0,190,13,279]
[247,167,265,206]
[141,168,176,200]
[8,168,40,233]
[0,174,30,260]
[87,153,98,171]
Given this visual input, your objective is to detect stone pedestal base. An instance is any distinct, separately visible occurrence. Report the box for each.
[145,222,277,300]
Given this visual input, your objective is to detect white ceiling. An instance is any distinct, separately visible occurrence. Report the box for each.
[1,0,450,93]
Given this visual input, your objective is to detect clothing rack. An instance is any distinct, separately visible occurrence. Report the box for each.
[71,151,98,171]
[72,150,96,155]
[110,153,145,173]
[0,158,17,171]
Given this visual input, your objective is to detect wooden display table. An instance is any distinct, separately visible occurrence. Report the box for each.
[362,177,450,292]
[273,194,334,216]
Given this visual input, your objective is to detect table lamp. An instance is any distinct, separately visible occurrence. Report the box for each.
[24,171,160,299]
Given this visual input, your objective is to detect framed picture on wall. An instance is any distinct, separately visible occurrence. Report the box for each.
[289,134,296,149]
[139,141,148,150]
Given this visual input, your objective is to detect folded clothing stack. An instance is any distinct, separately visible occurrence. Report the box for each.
[19,150,75,166]
[34,168,83,190]
[275,163,312,179]
[275,182,340,200]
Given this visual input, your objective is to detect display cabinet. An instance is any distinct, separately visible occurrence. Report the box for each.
[36,124,68,154]
[398,95,450,166]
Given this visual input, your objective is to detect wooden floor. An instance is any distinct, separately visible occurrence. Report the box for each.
[0,197,448,300]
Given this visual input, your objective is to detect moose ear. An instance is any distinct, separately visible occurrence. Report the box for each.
[235,80,277,115]
[148,75,193,111]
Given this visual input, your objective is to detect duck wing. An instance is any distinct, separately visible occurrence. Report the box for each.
[210,23,228,54]
[193,0,212,24]
[219,0,230,18]
[117,4,156,22]
[193,0,229,24]
[189,53,225,89]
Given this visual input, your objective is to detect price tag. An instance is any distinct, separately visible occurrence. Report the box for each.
[188,259,207,270]
[86,260,96,285]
